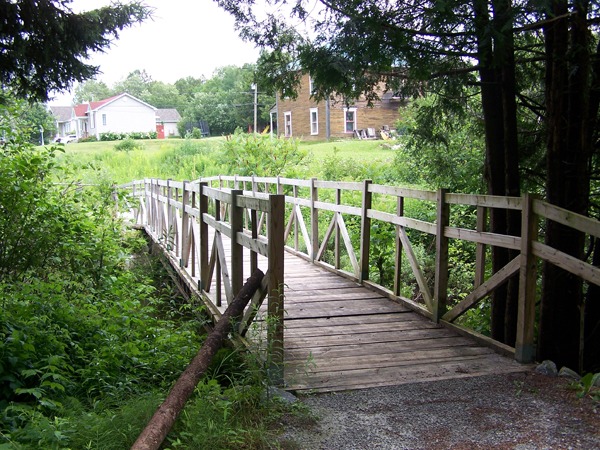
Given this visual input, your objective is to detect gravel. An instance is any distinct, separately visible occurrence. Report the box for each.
[278,372,600,449]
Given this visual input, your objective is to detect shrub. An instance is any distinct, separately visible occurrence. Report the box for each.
[78,135,97,143]
[100,131,157,141]
[192,127,203,139]
[220,129,309,177]
[114,138,144,152]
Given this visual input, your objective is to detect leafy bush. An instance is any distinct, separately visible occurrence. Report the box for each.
[220,129,309,177]
[114,137,145,152]
[100,131,157,141]
[78,135,97,143]
[192,127,203,139]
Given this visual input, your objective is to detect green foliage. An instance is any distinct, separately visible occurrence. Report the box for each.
[395,94,486,193]
[569,372,600,402]
[77,135,98,143]
[220,130,308,177]
[0,1,151,102]
[114,138,145,152]
[192,128,203,139]
[100,131,157,141]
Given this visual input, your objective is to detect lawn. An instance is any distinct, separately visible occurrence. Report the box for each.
[44,135,398,185]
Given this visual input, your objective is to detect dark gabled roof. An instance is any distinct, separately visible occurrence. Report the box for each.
[156,108,181,122]
[49,106,72,122]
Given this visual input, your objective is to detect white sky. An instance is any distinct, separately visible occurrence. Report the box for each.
[49,0,263,105]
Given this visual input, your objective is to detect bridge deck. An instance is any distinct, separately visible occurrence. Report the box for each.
[276,254,526,393]
[151,224,527,393]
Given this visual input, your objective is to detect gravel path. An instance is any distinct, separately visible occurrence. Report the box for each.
[278,372,600,449]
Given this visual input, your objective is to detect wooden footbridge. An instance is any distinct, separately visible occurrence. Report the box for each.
[119,176,600,392]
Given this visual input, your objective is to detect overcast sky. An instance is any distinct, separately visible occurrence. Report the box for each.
[49,0,263,105]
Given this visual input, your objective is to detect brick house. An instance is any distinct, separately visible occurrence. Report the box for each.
[272,73,405,141]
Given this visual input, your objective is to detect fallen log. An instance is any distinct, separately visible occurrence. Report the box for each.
[131,268,265,450]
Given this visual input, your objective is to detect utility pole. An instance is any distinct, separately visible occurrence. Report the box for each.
[252,83,257,134]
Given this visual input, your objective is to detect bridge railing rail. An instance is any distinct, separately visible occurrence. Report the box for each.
[121,177,285,369]
[121,175,600,365]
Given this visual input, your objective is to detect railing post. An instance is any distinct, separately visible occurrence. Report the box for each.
[394,195,404,296]
[335,188,341,269]
[267,193,285,384]
[475,205,488,288]
[167,179,173,246]
[191,184,197,278]
[310,177,318,261]
[433,188,449,322]
[359,179,372,283]
[516,193,539,363]
[293,185,299,251]
[145,178,151,228]
[230,189,244,297]
[199,182,209,292]
[181,181,190,268]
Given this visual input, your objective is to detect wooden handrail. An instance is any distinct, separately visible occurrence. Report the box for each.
[119,176,600,366]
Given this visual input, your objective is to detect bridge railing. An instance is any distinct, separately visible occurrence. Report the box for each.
[121,178,285,371]
[120,176,600,365]
[186,175,600,365]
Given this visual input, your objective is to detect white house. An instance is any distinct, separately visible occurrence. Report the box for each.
[53,93,160,141]
[86,93,157,140]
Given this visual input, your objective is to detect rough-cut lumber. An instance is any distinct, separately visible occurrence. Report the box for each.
[130,269,264,450]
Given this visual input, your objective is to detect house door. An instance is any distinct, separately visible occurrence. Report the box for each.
[156,124,165,139]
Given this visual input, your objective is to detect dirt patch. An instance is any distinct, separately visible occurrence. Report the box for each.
[278,372,600,449]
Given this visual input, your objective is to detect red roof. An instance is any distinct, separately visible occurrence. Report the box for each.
[89,93,121,110]
[72,104,88,117]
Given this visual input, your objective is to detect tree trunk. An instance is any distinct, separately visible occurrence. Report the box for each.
[493,0,522,347]
[538,0,589,371]
[131,269,265,450]
[474,0,509,343]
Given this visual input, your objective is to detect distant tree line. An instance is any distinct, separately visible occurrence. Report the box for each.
[73,65,276,136]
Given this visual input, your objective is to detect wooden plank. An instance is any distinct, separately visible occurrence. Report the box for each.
[337,213,360,276]
[203,186,233,203]
[444,193,523,210]
[359,179,372,283]
[287,353,525,392]
[444,226,521,250]
[284,320,441,338]
[282,312,414,329]
[398,226,433,310]
[433,188,449,322]
[516,193,539,363]
[236,195,270,213]
[284,328,459,349]
[368,209,437,235]
[295,205,312,255]
[368,184,437,202]
[236,232,268,257]
[202,213,232,239]
[284,335,481,360]
[442,255,520,322]
[315,214,337,261]
[313,201,362,216]
[475,205,487,288]
[533,199,600,238]
[214,232,233,303]
[314,180,363,191]
[310,177,319,260]
[532,240,600,287]
[291,347,495,373]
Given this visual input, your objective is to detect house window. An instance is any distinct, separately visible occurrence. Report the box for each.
[344,108,357,133]
[309,76,317,95]
[310,108,318,135]
[102,114,107,126]
[284,111,292,137]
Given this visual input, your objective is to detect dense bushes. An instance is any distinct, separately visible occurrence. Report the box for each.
[100,130,157,141]
[220,129,309,177]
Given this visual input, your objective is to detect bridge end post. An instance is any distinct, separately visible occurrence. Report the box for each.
[267,193,285,385]
[515,193,539,363]
[359,179,372,283]
[433,188,449,323]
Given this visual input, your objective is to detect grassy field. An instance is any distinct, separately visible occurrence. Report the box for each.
[46,135,398,185]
